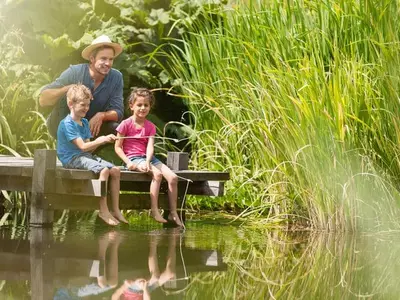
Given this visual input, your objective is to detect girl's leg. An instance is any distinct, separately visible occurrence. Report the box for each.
[98,168,119,226]
[148,164,167,223]
[109,167,128,224]
[157,164,182,226]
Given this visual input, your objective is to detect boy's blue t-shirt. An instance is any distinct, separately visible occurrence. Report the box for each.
[57,115,92,165]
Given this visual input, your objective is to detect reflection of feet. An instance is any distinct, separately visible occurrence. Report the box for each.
[168,212,184,227]
[112,212,129,224]
[151,210,168,223]
[98,212,119,226]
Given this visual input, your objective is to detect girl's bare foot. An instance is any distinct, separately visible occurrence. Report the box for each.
[168,212,183,227]
[112,212,129,224]
[151,210,168,223]
[99,212,119,226]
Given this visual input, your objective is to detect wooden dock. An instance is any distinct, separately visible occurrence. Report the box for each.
[0,149,230,226]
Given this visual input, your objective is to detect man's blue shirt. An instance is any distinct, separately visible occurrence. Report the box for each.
[57,115,92,165]
[42,64,124,137]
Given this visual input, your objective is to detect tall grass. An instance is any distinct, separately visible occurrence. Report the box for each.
[167,0,400,230]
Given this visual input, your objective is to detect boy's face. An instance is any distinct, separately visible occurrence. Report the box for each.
[70,99,90,118]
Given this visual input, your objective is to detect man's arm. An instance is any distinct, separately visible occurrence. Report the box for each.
[39,85,74,107]
[39,66,76,107]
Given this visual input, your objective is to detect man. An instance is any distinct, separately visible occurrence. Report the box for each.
[39,35,124,138]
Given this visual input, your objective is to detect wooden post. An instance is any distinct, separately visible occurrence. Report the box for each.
[167,152,189,171]
[164,152,189,226]
[30,149,56,227]
[30,228,54,300]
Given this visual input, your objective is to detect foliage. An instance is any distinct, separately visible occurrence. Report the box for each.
[167,0,400,230]
[0,18,54,156]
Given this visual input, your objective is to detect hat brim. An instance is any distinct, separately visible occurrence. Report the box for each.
[81,42,123,60]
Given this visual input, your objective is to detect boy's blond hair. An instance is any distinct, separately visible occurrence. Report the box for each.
[67,84,92,105]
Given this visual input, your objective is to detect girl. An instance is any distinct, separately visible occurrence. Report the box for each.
[114,88,183,227]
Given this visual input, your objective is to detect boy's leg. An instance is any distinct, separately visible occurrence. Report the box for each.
[98,168,119,226]
[65,154,119,226]
[108,167,128,224]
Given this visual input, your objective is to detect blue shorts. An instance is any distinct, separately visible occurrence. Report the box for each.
[64,153,115,174]
[128,155,162,168]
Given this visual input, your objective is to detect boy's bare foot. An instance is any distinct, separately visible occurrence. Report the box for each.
[112,212,129,224]
[168,212,184,227]
[151,210,168,223]
[99,212,119,226]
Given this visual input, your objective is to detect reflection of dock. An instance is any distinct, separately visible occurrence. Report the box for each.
[0,229,227,298]
[0,150,229,226]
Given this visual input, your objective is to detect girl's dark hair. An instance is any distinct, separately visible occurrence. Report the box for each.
[128,88,155,107]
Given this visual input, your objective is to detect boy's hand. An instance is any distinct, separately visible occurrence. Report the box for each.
[96,134,116,144]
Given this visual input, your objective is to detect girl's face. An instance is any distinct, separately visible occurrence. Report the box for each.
[130,96,151,119]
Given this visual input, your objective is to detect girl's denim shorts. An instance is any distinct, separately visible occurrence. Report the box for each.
[128,155,162,167]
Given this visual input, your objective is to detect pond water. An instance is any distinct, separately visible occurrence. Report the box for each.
[1,213,400,300]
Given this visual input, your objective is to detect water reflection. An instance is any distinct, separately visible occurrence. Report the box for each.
[2,223,400,299]
[0,225,226,299]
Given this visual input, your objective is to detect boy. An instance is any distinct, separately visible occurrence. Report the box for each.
[57,84,127,226]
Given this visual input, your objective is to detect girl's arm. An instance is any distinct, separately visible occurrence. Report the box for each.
[115,133,136,170]
[72,135,115,152]
[145,137,155,171]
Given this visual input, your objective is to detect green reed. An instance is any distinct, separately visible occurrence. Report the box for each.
[166,0,400,229]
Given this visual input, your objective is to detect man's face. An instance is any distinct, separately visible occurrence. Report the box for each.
[90,48,115,76]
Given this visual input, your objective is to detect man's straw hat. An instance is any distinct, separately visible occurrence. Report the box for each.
[81,35,123,60]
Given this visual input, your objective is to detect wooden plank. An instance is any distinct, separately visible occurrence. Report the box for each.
[55,178,107,197]
[187,181,225,196]
[0,175,32,191]
[120,170,230,181]
[0,166,33,177]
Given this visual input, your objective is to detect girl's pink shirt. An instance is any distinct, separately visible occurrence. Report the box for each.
[116,118,156,158]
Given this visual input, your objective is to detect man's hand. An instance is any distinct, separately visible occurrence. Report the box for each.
[89,112,105,137]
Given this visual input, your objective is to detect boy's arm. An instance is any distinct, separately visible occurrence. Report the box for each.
[72,135,115,152]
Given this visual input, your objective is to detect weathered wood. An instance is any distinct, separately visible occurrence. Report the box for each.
[167,152,189,170]
[55,178,107,197]
[188,181,225,196]
[0,175,32,191]
[30,228,54,300]
[0,165,33,177]
[30,150,56,227]
[0,150,229,227]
